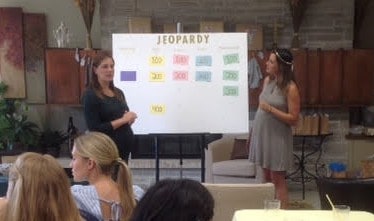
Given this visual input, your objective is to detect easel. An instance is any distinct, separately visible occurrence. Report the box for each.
[151,133,208,182]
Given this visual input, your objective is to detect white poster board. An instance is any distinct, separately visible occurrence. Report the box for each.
[113,33,249,134]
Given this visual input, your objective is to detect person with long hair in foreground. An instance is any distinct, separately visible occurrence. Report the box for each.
[0,152,83,221]
[71,131,142,221]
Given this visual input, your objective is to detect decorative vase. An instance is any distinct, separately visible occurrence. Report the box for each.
[289,0,307,49]
[76,0,96,50]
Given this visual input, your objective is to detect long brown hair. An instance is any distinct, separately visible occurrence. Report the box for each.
[4,152,82,221]
[74,132,136,221]
[89,50,125,102]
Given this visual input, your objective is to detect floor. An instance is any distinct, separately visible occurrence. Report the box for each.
[129,159,322,210]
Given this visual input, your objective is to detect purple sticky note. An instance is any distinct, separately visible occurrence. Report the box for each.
[121,71,136,81]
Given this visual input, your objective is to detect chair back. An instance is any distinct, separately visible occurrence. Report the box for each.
[203,183,275,221]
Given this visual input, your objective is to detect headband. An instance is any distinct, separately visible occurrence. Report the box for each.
[275,51,293,66]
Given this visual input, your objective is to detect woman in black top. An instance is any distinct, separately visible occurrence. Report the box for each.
[82,50,137,161]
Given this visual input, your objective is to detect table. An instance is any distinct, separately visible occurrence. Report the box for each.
[232,209,374,221]
[287,133,333,199]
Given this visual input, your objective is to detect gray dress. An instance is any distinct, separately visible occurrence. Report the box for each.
[249,79,293,171]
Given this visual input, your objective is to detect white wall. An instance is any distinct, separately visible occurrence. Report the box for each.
[0,0,101,49]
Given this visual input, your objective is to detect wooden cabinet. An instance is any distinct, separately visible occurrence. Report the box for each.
[249,49,374,107]
[45,48,80,104]
[45,48,97,104]
[305,50,321,105]
[319,50,343,105]
[343,49,374,105]
[292,49,307,105]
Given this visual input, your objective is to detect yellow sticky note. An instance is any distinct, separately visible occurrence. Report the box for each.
[149,55,165,66]
[150,104,166,114]
[149,72,165,82]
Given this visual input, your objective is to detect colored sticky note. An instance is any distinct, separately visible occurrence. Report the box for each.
[150,104,166,114]
[195,56,212,66]
[223,54,239,65]
[223,86,239,96]
[223,70,239,81]
[149,72,165,82]
[121,71,136,81]
[196,71,212,82]
[173,71,189,81]
[173,54,189,66]
[149,56,165,66]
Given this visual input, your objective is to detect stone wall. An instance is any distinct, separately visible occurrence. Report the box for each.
[100,0,353,50]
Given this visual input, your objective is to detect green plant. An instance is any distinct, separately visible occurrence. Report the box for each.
[0,82,40,150]
[39,130,68,157]
[39,130,68,149]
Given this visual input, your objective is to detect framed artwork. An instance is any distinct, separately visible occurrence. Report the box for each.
[23,13,47,103]
[0,7,25,98]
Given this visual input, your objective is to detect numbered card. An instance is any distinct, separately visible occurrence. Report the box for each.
[223,86,239,96]
[223,70,239,81]
[149,72,165,82]
[149,55,165,66]
[150,104,166,114]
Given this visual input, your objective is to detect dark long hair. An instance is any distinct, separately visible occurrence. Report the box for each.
[130,178,214,221]
[89,50,124,102]
[273,48,297,93]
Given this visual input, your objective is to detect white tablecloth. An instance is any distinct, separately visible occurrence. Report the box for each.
[232,209,374,221]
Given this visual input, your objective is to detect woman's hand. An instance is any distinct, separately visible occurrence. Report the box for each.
[122,111,137,125]
[259,102,272,113]
[259,82,300,126]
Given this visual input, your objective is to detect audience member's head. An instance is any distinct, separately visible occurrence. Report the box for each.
[3,152,82,221]
[72,131,136,220]
[130,178,214,221]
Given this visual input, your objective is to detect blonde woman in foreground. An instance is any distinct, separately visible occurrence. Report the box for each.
[0,152,83,221]
[70,131,141,221]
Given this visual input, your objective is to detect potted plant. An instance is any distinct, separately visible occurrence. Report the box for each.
[0,82,40,152]
[38,130,68,158]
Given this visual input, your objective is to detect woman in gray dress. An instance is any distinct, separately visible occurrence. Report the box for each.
[249,48,300,209]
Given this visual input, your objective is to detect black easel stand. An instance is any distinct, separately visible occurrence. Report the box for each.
[178,136,183,178]
[151,133,208,182]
